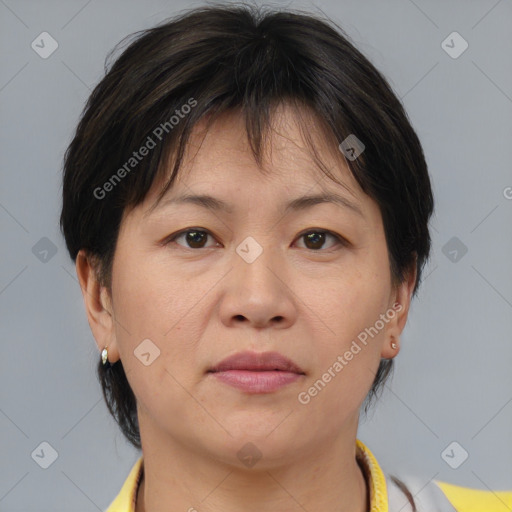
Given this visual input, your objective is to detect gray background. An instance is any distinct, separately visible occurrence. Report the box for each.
[1,0,511,510]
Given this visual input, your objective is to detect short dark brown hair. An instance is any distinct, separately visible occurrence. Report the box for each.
[60,3,434,457]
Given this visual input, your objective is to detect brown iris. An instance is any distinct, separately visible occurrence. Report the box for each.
[303,231,326,250]
[185,230,208,248]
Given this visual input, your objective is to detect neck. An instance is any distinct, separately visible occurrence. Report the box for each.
[134,418,369,512]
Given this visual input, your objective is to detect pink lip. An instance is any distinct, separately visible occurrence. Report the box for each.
[207,350,305,394]
[211,370,303,393]
[209,350,305,373]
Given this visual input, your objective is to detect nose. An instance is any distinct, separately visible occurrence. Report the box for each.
[218,243,298,330]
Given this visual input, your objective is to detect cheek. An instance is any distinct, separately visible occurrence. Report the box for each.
[112,248,187,334]
[110,248,209,381]
[299,261,390,395]
[298,279,387,422]
[309,263,390,341]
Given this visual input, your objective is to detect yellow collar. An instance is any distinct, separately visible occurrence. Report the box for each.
[356,439,388,511]
[106,439,388,512]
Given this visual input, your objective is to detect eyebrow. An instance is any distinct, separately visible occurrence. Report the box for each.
[146,192,364,218]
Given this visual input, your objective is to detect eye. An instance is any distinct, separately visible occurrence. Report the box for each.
[295,229,346,251]
[166,228,218,249]
[164,228,346,251]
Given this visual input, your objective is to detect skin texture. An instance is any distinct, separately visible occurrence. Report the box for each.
[76,104,416,512]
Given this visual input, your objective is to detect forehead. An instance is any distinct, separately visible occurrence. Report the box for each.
[191,104,347,170]
[146,103,364,210]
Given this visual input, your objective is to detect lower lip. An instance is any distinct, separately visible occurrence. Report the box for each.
[210,370,303,393]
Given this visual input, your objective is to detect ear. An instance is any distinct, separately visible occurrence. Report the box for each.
[380,256,417,359]
[75,250,119,364]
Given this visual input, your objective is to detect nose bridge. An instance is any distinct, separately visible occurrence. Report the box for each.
[234,233,284,294]
[220,231,295,327]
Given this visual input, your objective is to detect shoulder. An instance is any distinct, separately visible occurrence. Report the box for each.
[386,473,512,512]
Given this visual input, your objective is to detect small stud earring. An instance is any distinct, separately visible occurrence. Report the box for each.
[391,341,398,350]
[101,346,109,366]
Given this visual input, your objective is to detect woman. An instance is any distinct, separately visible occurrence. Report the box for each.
[59,4,512,511]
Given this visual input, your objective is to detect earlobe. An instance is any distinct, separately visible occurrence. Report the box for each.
[75,250,119,362]
[381,260,417,359]
[380,336,400,360]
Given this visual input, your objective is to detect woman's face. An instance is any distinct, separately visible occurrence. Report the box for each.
[82,104,415,466]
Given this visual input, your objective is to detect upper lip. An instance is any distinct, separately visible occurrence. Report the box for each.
[208,350,305,374]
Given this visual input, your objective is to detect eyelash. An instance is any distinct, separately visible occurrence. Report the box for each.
[163,228,348,252]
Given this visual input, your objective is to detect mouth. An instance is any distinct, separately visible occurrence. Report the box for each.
[208,350,305,374]
[207,350,305,393]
